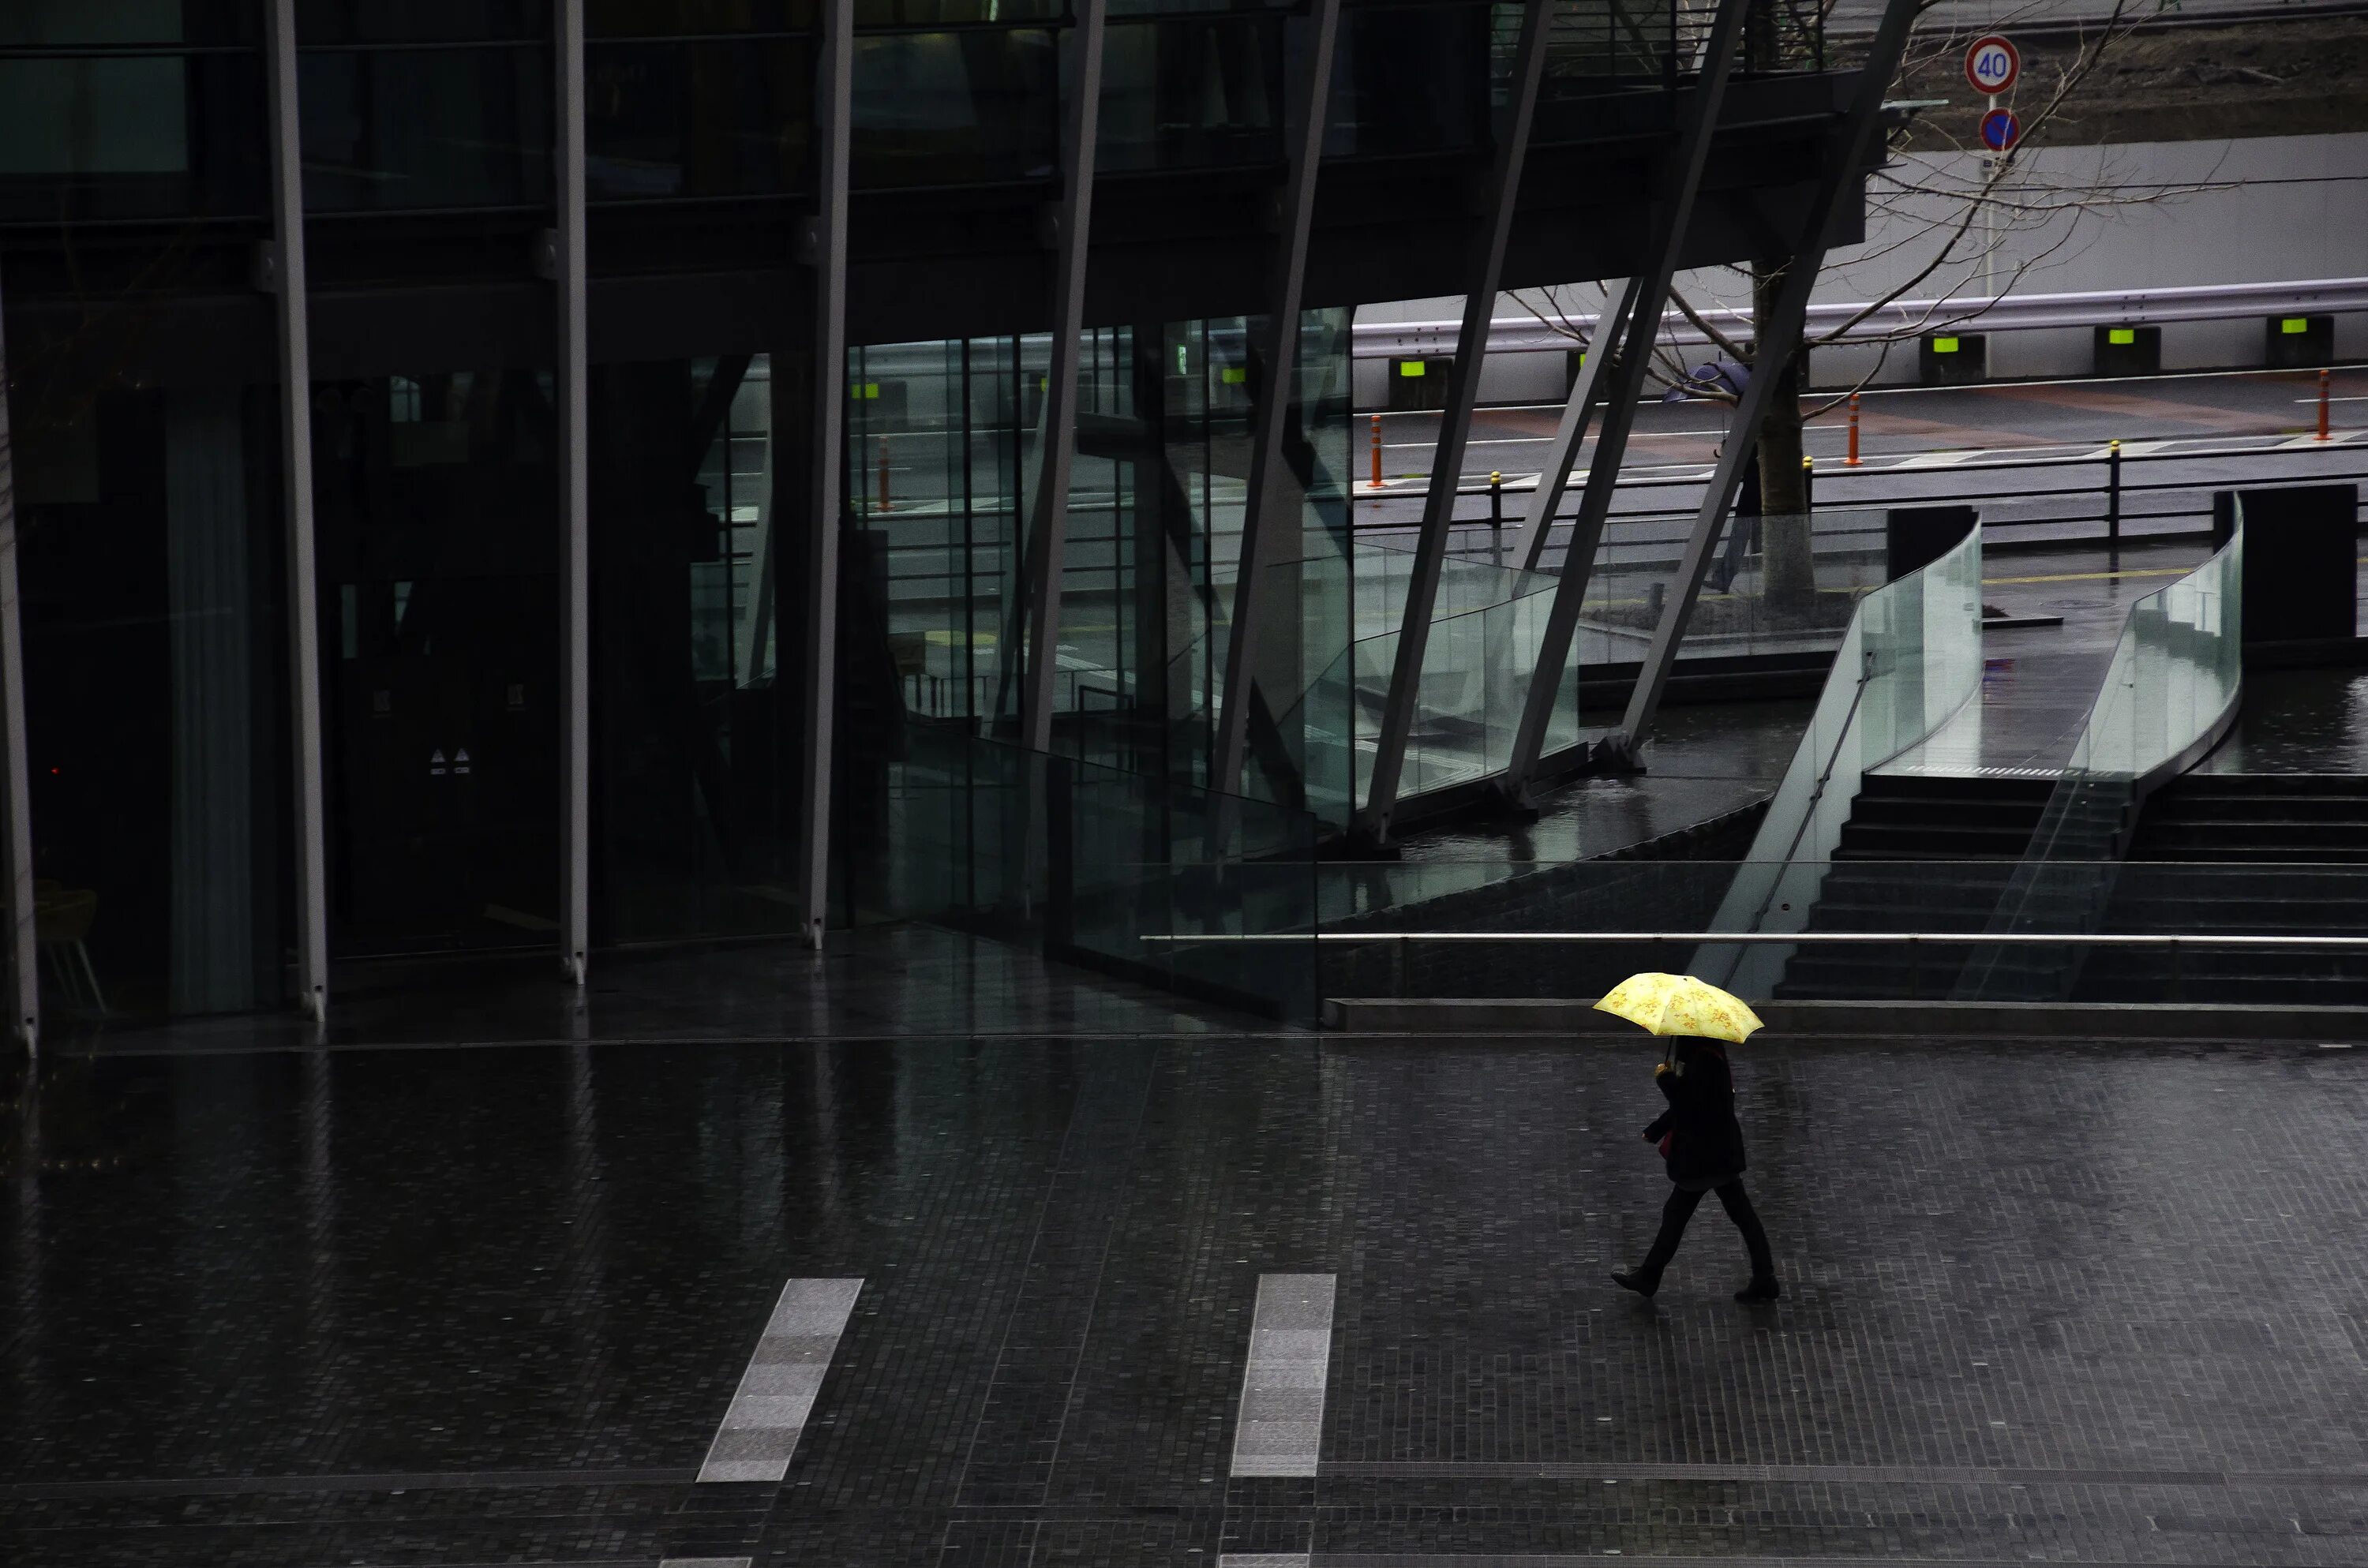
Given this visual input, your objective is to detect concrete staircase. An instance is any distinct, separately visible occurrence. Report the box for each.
[2074,774,2368,1005]
[1772,774,2053,1001]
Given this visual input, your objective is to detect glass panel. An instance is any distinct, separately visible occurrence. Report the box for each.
[590,2,815,34]
[297,44,553,211]
[1098,16,1285,174]
[1306,859,2368,1008]
[1697,520,1985,994]
[1330,5,1492,156]
[851,28,1058,189]
[20,387,295,1019]
[295,2,553,43]
[589,356,817,944]
[586,36,813,200]
[1959,518,2246,1001]
[313,370,562,955]
[0,4,266,223]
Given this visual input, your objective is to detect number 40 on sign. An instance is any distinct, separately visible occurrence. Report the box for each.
[1965,34,2019,95]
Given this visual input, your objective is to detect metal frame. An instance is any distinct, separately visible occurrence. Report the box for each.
[0,276,34,1054]
[1497,0,1757,805]
[265,0,330,1024]
[556,0,590,986]
[792,0,855,949]
[1017,0,1111,754]
[1617,0,1924,757]
[1358,0,1554,843]
[1209,0,1344,796]
[1138,930,2368,951]
[1507,276,1635,574]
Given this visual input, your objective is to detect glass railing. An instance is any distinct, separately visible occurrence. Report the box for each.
[1693,520,1985,995]
[1303,858,2368,1009]
[1958,515,2245,1001]
[1576,507,1890,669]
[880,721,1324,1020]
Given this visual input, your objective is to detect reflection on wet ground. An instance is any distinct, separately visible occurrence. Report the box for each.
[2204,668,2368,774]
[1399,695,1814,865]
[5,1031,2365,1565]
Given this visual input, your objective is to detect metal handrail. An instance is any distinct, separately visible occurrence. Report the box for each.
[1141,931,2368,947]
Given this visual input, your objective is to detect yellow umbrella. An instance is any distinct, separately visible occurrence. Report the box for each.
[1594,971,1763,1044]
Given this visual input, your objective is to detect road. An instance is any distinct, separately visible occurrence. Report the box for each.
[1359,365,2367,566]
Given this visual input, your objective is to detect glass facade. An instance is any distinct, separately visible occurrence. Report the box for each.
[313,369,563,956]
[19,386,296,1016]
[0,0,1841,1024]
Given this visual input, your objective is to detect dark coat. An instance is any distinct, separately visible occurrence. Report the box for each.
[1642,1038,1748,1190]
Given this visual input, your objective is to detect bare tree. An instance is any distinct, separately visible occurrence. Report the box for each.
[1515,0,2226,603]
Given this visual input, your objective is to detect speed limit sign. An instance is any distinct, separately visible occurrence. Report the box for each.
[1965,34,2020,96]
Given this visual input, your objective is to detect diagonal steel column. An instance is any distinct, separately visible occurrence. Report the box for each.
[1357,0,1554,843]
[1017,0,1111,754]
[556,0,590,986]
[264,0,330,1024]
[1506,276,1635,575]
[1496,0,1757,806]
[1617,0,1925,759]
[0,277,34,1054]
[792,0,854,949]
[1208,0,1343,798]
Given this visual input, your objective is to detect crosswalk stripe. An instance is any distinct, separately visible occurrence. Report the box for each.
[696,1278,862,1484]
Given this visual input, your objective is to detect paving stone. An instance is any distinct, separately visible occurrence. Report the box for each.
[1,1035,2362,1566]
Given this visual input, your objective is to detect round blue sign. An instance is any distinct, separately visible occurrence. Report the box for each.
[1980,108,2021,152]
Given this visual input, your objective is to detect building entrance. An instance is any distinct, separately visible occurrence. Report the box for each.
[312,372,561,956]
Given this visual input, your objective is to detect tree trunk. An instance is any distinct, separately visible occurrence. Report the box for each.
[1751,262,1815,612]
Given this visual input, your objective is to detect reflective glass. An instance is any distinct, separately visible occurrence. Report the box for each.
[587,37,813,200]
[298,44,554,211]
[18,386,295,1018]
[1702,521,1984,994]
[0,5,266,223]
[313,370,562,955]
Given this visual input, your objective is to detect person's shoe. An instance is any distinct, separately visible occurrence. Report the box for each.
[1734,1276,1781,1304]
[1610,1269,1658,1298]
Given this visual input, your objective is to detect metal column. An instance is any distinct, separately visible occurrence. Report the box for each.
[792,0,854,949]
[0,279,35,1054]
[1496,0,1755,806]
[1616,0,1924,756]
[1358,0,1553,843]
[1208,0,1343,797]
[1505,276,1635,574]
[265,0,331,1024]
[1017,0,1111,753]
[556,0,590,985]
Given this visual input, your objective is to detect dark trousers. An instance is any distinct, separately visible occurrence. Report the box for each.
[1639,1179,1774,1284]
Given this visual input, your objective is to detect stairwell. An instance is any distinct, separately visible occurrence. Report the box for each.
[1772,773,2054,1001]
[2074,774,2368,1005]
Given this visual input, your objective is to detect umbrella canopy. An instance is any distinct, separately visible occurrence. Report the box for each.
[1594,972,1763,1043]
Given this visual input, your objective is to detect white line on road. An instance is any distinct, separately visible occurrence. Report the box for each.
[1231,1273,1336,1479]
[697,1277,863,1484]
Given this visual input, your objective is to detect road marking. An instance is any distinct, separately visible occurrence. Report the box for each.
[1218,1557,1310,1567]
[661,1559,754,1567]
[1232,1273,1336,1479]
[1982,567,2195,586]
[697,1278,862,1484]
[2280,429,2365,447]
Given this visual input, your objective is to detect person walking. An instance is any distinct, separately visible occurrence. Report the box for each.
[1611,1035,1779,1303]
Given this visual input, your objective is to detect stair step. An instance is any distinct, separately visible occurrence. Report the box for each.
[2160,773,2368,798]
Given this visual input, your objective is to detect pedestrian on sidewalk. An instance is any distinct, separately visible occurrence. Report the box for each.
[1611,1036,1780,1303]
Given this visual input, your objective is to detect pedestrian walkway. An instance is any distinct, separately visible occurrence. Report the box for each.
[5,1032,2364,1565]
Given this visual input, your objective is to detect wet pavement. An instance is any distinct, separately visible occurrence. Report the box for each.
[4,1027,2366,1566]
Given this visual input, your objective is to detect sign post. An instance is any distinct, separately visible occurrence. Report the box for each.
[1965,35,2021,301]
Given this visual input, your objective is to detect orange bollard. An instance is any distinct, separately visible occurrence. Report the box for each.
[2321,368,2333,442]
[1845,392,1861,466]
[877,435,892,512]
[1368,412,1384,489]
